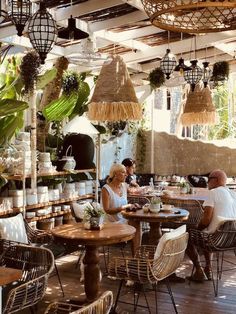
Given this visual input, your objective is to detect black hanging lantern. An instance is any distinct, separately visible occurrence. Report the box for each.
[58,16,89,40]
[184,60,203,91]
[202,61,211,88]
[160,49,177,79]
[28,2,57,64]
[8,0,32,36]
[174,57,191,75]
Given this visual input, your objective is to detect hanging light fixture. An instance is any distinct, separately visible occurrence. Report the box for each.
[184,60,203,92]
[202,62,212,88]
[160,49,177,80]
[174,33,191,75]
[28,1,57,64]
[141,0,236,34]
[58,15,89,40]
[160,31,177,80]
[181,84,216,126]
[8,0,32,36]
[87,55,142,122]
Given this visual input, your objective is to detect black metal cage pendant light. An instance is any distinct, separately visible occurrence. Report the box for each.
[28,1,57,64]
[58,15,89,40]
[8,0,32,36]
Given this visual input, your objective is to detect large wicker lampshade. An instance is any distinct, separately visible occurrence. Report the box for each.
[141,0,236,33]
[87,55,142,122]
[181,84,216,126]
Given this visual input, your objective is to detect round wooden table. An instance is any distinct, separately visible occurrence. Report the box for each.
[0,267,22,313]
[122,208,189,255]
[51,222,136,301]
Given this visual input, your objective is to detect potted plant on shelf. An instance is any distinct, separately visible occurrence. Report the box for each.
[83,202,105,230]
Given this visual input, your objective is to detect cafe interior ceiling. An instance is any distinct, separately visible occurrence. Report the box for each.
[0,0,236,85]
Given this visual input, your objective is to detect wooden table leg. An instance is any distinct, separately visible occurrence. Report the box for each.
[83,245,100,301]
[149,222,162,245]
[128,220,141,256]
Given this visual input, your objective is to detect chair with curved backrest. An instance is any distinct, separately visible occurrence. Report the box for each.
[44,290,113,314]
[161,199,204,230]
[189,219,236,296]
[108,228,189,313]
[0,214,65,296]
[128,196,151,233]
[0,243,54,314]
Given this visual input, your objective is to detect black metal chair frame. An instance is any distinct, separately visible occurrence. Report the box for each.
[189,220,236,296]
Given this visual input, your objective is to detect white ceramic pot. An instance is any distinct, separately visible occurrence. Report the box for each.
[149,203,161,213]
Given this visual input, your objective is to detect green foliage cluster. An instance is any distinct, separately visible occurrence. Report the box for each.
[148,67,165,90]
[208,84,233,140]
[84,203,104,219]
[212,61,229,83]
[43,71,90,122]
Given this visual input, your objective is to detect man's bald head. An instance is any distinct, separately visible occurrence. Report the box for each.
[208,169,227,189]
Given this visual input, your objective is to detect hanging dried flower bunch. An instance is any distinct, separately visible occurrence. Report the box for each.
[20,50,40,95]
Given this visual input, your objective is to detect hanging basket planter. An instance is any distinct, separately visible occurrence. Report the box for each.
[211,61,229,83]
[148,67,165,89]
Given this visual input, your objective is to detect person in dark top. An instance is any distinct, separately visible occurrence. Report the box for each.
[122,158,139,187]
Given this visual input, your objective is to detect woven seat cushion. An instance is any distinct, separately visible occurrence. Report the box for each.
[0,214,28,244]
[154,225,186,259]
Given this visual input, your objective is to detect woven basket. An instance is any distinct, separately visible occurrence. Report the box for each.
[181,84,216,126]
[88,55,142,121]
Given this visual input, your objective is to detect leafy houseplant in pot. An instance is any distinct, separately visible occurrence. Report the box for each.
[149,196,162,213]
[178,181,190,194]
[83,202,105,230]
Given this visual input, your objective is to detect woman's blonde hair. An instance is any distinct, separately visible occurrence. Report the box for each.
[107,163,126,183]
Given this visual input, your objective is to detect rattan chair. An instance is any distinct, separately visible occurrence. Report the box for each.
[189,220,236,296]
[161,199,204,229]
[0,244,54,314]
[0,215,65,296]
[44,290,113,314]
[108,232,189,313]
[128,196,151,233]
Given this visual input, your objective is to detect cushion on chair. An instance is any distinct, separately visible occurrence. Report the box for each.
[154,225,186,259]
[0,214,28,244]
[72,201,93,219]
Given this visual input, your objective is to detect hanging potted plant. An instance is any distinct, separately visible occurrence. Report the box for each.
[148,67,165,90]
[211,61,229,84]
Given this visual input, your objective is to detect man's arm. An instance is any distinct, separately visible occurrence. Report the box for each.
[198,206,214,230]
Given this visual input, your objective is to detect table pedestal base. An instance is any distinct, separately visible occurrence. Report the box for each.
[83,245,100,301]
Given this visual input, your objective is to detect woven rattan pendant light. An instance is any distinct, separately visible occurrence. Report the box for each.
[141,0,236,34]
[88,55,142,121]
[181,84,216,126]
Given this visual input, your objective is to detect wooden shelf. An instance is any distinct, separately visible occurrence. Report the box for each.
[27,209,72,222]
[0,208,23,216]
[4,169,96,180]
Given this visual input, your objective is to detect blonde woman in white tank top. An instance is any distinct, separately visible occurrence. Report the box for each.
[101,163,136,223]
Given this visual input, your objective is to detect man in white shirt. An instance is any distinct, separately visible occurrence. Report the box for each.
[187,169,236,282]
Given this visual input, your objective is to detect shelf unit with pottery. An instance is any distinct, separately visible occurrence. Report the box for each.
[0,169,96,224]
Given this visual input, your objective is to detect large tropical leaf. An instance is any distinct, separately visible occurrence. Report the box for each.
[0,99,28,117]
[0,112,24,145]
[43,92,78,121]
[0,76,20,99]
[36,68,58,90]
[70,81,90,118]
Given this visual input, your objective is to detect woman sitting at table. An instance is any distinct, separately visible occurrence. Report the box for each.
[101,163,138,223]
[122,158,139,188]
